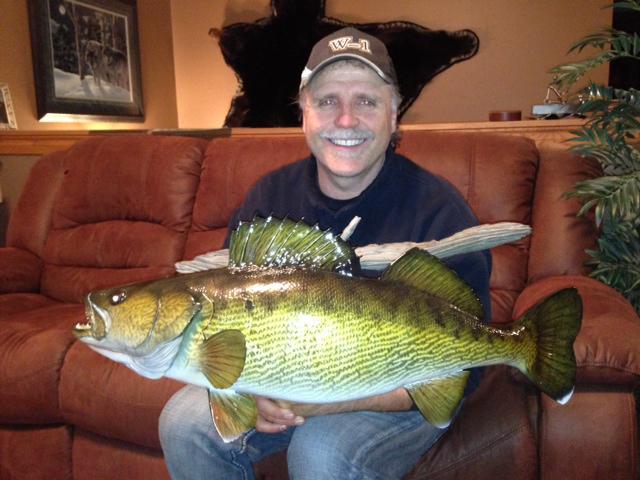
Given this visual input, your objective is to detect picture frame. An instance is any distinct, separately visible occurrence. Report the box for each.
[27,0,144,122]
[0,83,18,130]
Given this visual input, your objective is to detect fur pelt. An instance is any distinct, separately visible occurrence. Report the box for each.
[215,0,479,127]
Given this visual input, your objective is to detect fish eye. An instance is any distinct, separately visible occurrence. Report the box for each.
[110,291,127,305]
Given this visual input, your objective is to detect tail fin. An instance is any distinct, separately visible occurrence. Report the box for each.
[517,288,583,404]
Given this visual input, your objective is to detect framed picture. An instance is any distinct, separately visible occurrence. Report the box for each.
[0,84,18,130]
[27,0,144,122]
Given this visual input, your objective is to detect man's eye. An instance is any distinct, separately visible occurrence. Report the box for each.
[317,98,337,107]
[357,98,377,107]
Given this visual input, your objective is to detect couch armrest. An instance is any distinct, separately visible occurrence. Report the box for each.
[513,275,640,386]
[0,247,42,294]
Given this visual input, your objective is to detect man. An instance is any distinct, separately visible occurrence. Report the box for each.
[160,27,491,479]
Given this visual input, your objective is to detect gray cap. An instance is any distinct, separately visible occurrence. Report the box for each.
[300,27,398,90]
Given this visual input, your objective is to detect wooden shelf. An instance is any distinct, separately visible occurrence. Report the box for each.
[0,130,147,156]
[0,119,585,156]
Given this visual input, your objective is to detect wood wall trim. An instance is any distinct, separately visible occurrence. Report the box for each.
[0,119,584,156]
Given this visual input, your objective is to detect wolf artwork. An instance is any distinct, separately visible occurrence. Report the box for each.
[84,40,129,91]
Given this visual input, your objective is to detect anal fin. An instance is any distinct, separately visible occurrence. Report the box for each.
[406,371,470,428]
[208,390,258,443]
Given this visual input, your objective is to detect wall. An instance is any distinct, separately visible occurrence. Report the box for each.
[0,0,178,131]
[171,0,611,127]
[0,0,614,129]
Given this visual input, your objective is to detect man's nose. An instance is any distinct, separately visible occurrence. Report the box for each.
[335,104,359,128]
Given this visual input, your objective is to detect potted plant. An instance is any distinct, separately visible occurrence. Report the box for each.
[550,0,639,313]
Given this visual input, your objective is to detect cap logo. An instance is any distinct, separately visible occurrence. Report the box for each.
[327,36,372,54]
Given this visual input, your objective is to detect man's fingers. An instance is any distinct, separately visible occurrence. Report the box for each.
[254,397,304,432]
[255,414,289,433]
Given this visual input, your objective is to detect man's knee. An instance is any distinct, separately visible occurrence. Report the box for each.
[287,421,352,479]
[159,386,211,449]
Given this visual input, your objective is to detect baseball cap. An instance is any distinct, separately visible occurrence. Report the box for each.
[299,27,398,90]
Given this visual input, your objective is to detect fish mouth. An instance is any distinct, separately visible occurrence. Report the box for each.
[75,295,111,341]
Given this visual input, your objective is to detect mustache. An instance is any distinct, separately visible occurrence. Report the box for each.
[320,129,374,140]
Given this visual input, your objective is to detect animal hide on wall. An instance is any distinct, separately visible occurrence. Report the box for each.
[213,0,479,127]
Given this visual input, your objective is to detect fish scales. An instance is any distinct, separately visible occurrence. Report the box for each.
[178,268,526,403]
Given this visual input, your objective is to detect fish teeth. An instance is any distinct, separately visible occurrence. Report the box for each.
[75,322,91,330]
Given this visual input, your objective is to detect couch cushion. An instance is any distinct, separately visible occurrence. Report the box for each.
[59,342,183,449]
[0,293,61,317]
[406,366,537,479]
[6,151,67,257]
[398,132,539,323]
[0,304,82,423]
[528,147,600,283]
[38,135,208,303]
[184,135,310,259]
[0,247,42,294]
[0,425,72,480]
[72,430,171,480]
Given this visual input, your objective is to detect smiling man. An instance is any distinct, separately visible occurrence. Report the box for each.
[160,27,492,479]
[300,55,399,199]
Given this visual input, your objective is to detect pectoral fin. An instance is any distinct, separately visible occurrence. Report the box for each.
[208,390,257,443]
[406,371,470,428]
[199,329,246,389]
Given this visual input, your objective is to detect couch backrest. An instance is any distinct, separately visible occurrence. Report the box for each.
[7,135,208,303]
[528,147,599,283]
[399,131,540,322]
[7,130,597,319]
[185,135,311,259]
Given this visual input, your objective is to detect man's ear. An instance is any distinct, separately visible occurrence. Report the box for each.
[390,108,397,134]
[389,90,399,133]
[299,92,307,133]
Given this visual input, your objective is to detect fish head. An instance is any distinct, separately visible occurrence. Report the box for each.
[75,279,201,357]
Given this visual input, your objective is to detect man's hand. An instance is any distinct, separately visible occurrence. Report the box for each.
[254,388,413,433]
[254,396,305,433]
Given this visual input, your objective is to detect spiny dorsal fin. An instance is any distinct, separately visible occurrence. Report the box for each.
[199,329,246,389]
[228,216,356,273]
[208,390,257,443]
[406,371,470,428]
[381,248,483,319]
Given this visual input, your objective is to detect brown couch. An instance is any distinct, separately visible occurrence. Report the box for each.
[1,130,638,480]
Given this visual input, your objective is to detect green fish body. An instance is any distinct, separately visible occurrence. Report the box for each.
[75,217,582,442]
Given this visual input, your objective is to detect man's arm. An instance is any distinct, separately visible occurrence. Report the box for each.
[255,388,413,433]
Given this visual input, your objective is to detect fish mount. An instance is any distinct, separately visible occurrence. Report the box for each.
[77,215,581,442]
[175,218,532,273]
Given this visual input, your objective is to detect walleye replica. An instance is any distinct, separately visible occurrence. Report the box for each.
[75,217,582,442]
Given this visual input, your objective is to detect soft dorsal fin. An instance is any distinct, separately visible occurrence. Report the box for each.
[381,248,483,319]
[228,216,356,273]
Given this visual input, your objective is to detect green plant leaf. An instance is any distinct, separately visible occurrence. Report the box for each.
[556,1,640,314]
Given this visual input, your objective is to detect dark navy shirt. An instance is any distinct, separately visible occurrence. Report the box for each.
[226,146,492,394]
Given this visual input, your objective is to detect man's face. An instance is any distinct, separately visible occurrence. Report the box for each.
[300,62,397,199]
